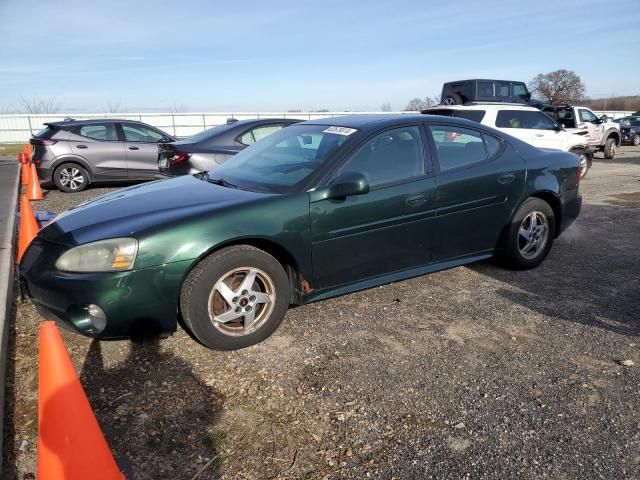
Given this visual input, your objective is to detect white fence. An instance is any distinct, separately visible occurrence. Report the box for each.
[0,112,379,143]
[0,110,634,143]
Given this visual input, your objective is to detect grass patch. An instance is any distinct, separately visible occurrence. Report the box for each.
[0,144,24,156]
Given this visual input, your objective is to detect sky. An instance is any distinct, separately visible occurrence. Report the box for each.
[0,0,639,113]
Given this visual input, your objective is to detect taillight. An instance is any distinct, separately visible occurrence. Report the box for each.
[30,138,57,146]
[169,152,190,166]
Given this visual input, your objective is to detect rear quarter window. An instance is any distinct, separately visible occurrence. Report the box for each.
[34,126,59,139]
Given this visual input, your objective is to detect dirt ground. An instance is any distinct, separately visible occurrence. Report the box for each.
[3,148,640,479]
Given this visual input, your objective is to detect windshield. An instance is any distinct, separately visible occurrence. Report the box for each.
[207,124,358,193]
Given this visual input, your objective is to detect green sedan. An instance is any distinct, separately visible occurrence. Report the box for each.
[21,114,582,350]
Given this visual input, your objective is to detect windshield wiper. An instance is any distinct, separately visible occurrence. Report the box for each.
[207,177,238,189]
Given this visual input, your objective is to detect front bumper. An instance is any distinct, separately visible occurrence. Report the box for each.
[20,237,193,339]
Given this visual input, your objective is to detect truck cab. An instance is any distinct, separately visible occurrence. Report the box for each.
[541,105,621,159]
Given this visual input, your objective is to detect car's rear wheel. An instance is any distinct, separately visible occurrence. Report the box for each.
[180,245,290,350]
[633,134,640,146]
[603,137,616,159]
[502,198,555,270]
[442,93,463,105]
[53,163,89,192]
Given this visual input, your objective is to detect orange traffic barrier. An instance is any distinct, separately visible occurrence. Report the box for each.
[19,153,30,186]
[38,321,125,480]
[27,163,43,200]
[22,143,32,156]
[17,194,39,262]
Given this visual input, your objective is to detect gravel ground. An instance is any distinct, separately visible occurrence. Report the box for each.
[3,148,640,479]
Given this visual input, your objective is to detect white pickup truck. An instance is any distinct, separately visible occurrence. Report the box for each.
[540,105,621,159]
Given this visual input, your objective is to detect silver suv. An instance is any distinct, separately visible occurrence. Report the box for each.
[30,119,175,192]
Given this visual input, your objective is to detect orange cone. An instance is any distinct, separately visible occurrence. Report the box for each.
[27,163,43,200]
[17,194,39,262]
[19,153,30,186]
[38,321,125,480]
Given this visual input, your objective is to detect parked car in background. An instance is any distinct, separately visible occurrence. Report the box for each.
[612,117,630,124]
[158,118,301,175]
[440,79,531,105]
[619,117,640,146]
[21,114,582,350]
[30,119,175,192]
[423,104,593,177]
[539,105,620,159]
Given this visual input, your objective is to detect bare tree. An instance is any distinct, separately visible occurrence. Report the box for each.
[404,96,441,111]
[380,102,392,112]
[528,69,587,105]
[104,101,128,113]
[19,96,62,114]
[168,102,187,113]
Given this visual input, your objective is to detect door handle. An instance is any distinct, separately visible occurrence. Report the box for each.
[498,173,516,184]
[534,134,544,137]
[405,193,427,206]
[76,144,87,149]
[128,146,140,150]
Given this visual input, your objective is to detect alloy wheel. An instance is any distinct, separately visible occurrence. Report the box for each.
[578,154,588,178]
[59,167,85,190]
[207,267,275,337]
[518,211,549,260]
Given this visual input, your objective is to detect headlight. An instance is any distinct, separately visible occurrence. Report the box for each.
[55,238,138,272]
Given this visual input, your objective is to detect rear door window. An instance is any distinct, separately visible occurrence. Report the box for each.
[429,125,487,171]
[496,82,510,97]
[122,123,164,142]
[496,111,528,129]
[238,124,285,145]
[76,123,118,141]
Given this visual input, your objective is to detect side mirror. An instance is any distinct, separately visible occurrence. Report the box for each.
[554,123,563,131]
[328,172,369,199]
[599,115,608,122]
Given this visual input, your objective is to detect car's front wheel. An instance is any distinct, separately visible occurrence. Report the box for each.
[180,245,290,350]
[502,198,555,270]
[603,137,616,159]
[632,134,640,147]
[53,163,89,192]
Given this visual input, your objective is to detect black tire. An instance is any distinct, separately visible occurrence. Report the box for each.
[603,137,616,159]
[442,93,463,105]
[502,198,556,270]
[180,245,290,350]
[570,147,590,179]
[53,162,89,192]
[633,134,640,147]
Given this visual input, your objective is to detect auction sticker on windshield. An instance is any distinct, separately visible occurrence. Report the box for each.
[323,126,358,136]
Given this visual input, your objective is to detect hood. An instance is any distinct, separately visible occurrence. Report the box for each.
[39,175,272,245]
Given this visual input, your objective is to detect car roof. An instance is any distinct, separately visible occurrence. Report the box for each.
[423,104,539,112]
[303,114,426,129]
[444,79,526,84]
[45,118,162,127]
